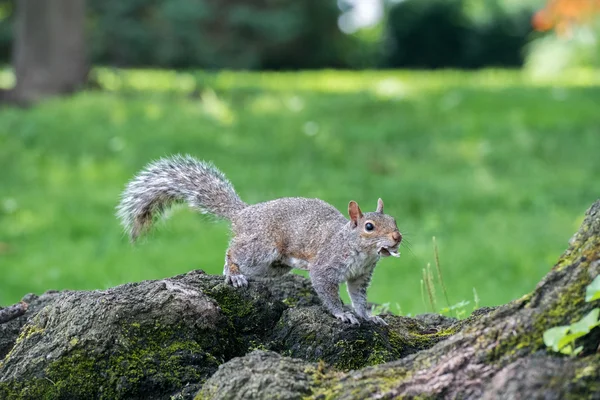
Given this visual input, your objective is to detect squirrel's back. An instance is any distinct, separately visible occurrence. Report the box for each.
[232,197,348,262]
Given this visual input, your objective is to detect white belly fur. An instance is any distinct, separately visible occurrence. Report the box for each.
[283,256,310,270]
[344,250,379,280]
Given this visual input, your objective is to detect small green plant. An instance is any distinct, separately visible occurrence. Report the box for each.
[420,237,480,319]
[371,302,391,316]
[433,236,451,311]
[472,287,480,309]
[371,302,404,317]
[543,275,600,356]
[586,274,600,302]
[420,279,427,313]
[422,262,437,312]
[439,300,471,319]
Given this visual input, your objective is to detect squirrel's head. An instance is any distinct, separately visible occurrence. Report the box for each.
[348,198,402,258]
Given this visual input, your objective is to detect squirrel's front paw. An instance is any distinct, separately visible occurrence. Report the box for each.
[367,315,388,326]
[225,274,248,288]
[334,311,360,325]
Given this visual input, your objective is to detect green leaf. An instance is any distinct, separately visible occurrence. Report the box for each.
[559,344,575,355]
[543,325,570,352]
[557,331,586,351]
[569,308,600,334]
[573,346,584,355]
[585,275,600,302]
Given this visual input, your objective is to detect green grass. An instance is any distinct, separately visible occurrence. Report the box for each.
[1,68,599,315]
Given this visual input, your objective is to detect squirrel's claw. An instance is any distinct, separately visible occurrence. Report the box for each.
[225,274,248,288]
[335,311,360,325]
[368,315,388,326]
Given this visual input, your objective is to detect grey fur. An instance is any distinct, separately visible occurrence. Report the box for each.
[116,155,246,240]
[117,155,402,325]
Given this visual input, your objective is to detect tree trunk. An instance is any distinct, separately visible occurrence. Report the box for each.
[7,0,87,104]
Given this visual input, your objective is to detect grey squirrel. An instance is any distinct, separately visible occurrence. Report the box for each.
[117,155,402,325]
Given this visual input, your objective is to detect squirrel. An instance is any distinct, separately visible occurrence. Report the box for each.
[116,155,402,325]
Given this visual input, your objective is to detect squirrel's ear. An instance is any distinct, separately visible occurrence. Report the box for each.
[376,198,384,213]
[348,201,363,227]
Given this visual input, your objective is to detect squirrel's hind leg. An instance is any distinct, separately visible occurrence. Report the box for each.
[223,239,285,287]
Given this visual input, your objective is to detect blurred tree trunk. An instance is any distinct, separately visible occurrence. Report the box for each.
[4,0,88,105]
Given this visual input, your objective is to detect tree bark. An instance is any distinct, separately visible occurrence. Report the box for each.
[7,0,87,105]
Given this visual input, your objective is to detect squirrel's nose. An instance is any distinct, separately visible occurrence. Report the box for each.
[392,231,402,243]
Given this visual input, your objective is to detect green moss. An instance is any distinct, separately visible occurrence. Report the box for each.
[564,355,600,399]
[537,281,589,327]
[330,324,458,372]
[204,283,285,354]
[285,317,461,373]
[19,324,45,341]
[304,332,316,342]
[333,339,371,370]
[282,297,298,307]
[0,379,52,399]
[365,349,389,366]
[307,366,411,399]
[387,324,457,358]
[555,216,599,272]
[331,332,401,371]
[0,321,228,399]
[487,327,544,363]
[574,364,595,380]
[487,238,598,363]
[277,288,314,309]
[1,323,45,367]
[298,288,315,299]
[248,341,268,351]
[208,286,255,318]
[0,351,99,399]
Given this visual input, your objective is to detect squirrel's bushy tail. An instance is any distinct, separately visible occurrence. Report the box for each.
[116,155,246,241]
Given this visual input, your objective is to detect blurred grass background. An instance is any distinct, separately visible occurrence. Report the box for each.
[1,68,598,314]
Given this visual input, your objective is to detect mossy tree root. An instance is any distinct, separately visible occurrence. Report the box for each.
[2,201,600,399]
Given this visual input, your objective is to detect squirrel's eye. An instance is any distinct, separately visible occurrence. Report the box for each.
[365,222,374,232]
